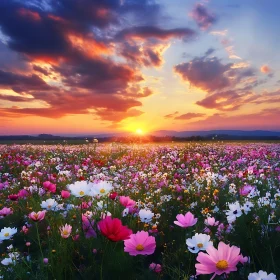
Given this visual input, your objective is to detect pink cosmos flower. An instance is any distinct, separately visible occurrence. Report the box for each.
[119,196,136,208]
[29,210,46,222]
[149,263,162,273]
[61,190,70,199]
[239,185,255,196]
[174,212,198,228]
[0,207,13,218]
[204,217,219,227]
[43,181,56,193]
[18,189,29,198]
[195,242,243,280]
[60,224,72,238]
[124,231,156,256]
[98,216,132,242]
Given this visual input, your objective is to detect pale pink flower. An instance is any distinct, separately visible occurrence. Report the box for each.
[195,242,243,280]
[204,217,219,226]
[59,224,72,238]
[174,212,197,228]
[124,231,156,256]
[29,210,46,222]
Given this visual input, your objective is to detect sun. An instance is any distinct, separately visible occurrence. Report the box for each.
[135,128,143,135]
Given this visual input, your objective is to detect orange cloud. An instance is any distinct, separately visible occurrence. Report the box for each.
[260,65,271,74]
[18,8,41,21]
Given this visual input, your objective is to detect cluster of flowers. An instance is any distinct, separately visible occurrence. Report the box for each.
[0,142,279,279]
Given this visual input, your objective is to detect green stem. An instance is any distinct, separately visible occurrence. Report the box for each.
[100,240,109,280]
[35,223,44,262]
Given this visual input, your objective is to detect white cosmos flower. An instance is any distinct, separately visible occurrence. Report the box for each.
[68,181,90,197]
[242,200,254,214]
[225,202,242,223]
[1,257,15,265]
[248,270,277,280]
[40,198,58,211]
[186,233,213,253]
[0,227,17,241]
[89,181,113,197]
[139,209,154,223]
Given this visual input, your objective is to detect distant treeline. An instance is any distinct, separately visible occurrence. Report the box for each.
[0,133,279,144]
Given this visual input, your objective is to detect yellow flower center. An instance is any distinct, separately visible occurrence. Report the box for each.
[4,233,9,237]
[216,260,228,270]
[34,214,38,219]
[63,230,69,235]
[79,191,85,196]
[100,189,105,194]
[48,205,51,208]
[197,243,204,248]
[136,244,144,251]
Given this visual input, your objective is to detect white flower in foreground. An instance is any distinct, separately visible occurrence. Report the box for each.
[68,181,90,197]
[248,270,277,280]
[0,227,17,241]
[139,209,154,223]
[40,198,58,211]
[225,201,242,223]
[186,233,213,253]
[89,181,113,197]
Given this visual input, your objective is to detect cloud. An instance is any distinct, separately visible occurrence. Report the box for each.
[189,3,217,30]
[196,89,280,111]
[174,55,256,93]
[0,69,52,93]
[260,65,272,74]
[186,109,280,130]
[164,111,179,119]
[175,112,205,120]
[174,56,233,91]
[115,26,196,40]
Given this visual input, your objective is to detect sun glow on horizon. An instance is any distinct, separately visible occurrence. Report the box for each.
[135,128,144,135]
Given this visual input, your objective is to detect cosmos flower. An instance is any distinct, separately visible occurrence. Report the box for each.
[61,190,71,199]
[225,202,242,223]
[119,196,136,208]
[0,207,13,218]
[98,216,132,242]
[248,270,277,280]
[68,181,90,197]
[124,231,156,256]
[195,242,243,280]
[42,181,56,193]
[186,233,213,253]
[138,209,154,223]
[174,212,197,228]
[82,215,97,238]
[29,210,46,222]
[59,224,72,238]
[0,227,17,241]
[89,181,113,197]
[40,198,58,211]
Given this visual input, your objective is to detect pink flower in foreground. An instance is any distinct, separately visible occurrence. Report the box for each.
[195,242,243,280]
[174,212,197,228]
[29,210,46,222]
[59,224,72,238]
[124,231,156,256]
[119,196,136,208]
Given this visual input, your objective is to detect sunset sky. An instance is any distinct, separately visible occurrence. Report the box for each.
[0,0,280,135]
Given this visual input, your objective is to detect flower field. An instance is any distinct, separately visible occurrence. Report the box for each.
[0,142,279,279]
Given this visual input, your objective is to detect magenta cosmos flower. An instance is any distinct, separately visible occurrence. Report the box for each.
[195,242,243,280]
[174,212,197,228]
[124,231,156,256]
